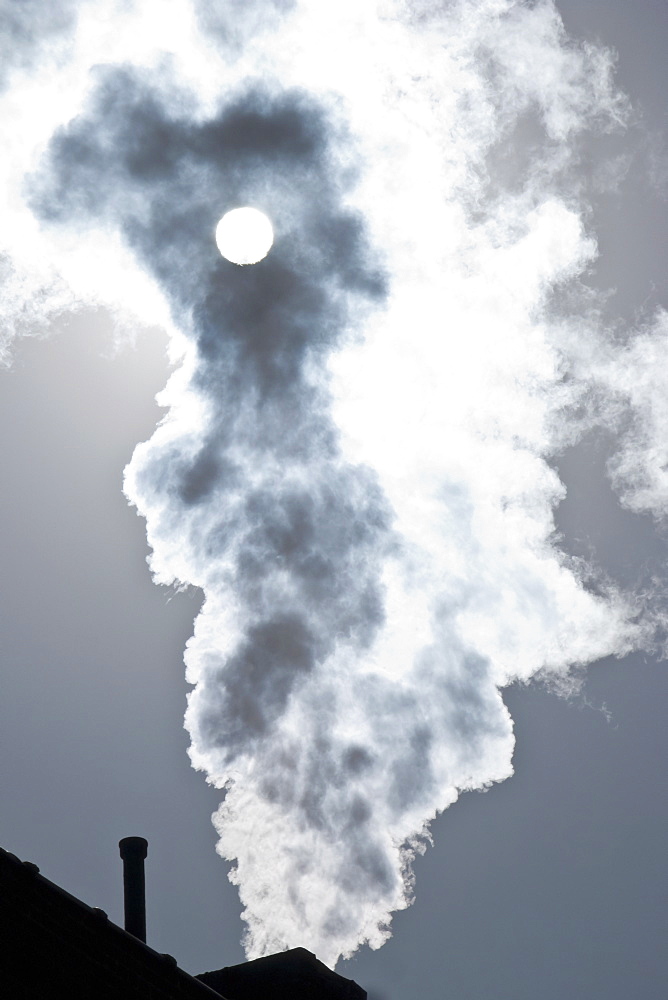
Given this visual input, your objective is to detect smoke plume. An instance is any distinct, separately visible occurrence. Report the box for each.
[8,0,668,967]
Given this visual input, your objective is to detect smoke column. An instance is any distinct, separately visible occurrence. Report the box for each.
[5,0,667,968]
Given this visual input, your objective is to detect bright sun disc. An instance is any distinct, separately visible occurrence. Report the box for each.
[215,207,274,265]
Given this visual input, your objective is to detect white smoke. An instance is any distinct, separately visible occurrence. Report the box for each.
[597,310,668,520]
[5,0,667,969]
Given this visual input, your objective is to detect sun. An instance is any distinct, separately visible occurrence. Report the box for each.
[215,207,274,265]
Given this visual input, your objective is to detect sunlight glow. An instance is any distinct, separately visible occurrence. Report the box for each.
[215,207,274,265]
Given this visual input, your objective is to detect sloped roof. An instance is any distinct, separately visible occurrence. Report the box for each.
[197,947,366,1000]
[0,845,225,1000]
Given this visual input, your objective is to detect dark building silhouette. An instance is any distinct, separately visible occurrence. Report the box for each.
[0,845,221,1000]
[198,948,366,1000]
[0,845,367,1000]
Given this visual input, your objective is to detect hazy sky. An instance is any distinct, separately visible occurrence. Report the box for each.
[1,2,666,998]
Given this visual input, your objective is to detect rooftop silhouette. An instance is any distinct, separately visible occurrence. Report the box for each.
[0,844,367,1000]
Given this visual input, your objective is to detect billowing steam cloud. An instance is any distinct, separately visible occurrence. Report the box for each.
[5,0,667,968]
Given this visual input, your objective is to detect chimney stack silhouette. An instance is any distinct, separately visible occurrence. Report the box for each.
[118,837,148,942]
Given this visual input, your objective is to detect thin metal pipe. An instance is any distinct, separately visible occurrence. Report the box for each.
[118,836,148,942]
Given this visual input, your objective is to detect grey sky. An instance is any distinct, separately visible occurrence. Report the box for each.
[1,1,666,997]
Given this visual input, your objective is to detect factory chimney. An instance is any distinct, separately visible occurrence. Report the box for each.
[118,836,148,943]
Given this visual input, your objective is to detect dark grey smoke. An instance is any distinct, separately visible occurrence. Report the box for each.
[30,62,391,769]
